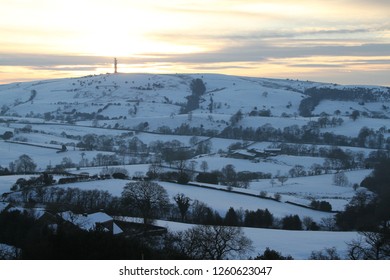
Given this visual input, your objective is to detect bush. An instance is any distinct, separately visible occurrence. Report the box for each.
[274,193,281,201]
[196,172,219,184]
[282,215,302,230]
[112,172,128,179]
[309,247,340,260]
[159,171,180,181]
[310,200,332,211]
[177,173,190,185]
[244,209,274,228]
[254,247,293,260]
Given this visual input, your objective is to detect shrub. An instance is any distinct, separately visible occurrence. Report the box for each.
[282,215,302,230]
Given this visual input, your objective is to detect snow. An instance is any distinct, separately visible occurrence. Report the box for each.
[60,211,123,235]
[0,202,10,212]
[0,73,387,259]
[321,117,390,137]
[58,179,127,197]
[43,177,335,222]
[0,175,33,195]
[250,169,372,211]
[115,215,360,259]
[158,181,334,222]
[191,154,292,175]
[0,140,115,170]
[154,219,359,259]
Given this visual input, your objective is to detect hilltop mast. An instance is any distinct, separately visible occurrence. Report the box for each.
[114,58,118,74]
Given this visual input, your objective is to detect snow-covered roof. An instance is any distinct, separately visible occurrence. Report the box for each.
[0,202,10,213]
[60,211,123,235]
[87,212,113,224]
[113,223,123,235]
[248,148,267,154]
[231,149,257,157]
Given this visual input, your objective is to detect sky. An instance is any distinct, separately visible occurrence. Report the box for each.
[0,0,389,85]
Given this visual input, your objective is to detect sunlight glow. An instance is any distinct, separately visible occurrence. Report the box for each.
[0,0,389,85]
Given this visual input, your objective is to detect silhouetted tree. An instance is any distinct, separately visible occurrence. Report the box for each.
[14,154,37,173]
[333,171,349,186]
[347,230,390,260]
[174,193,191,222]
[254,247,293,260]
[282,215,302,230]
[224,207,239,226]
[176,224,252,259]
[190,78,206,96]
[121,181,169,225]
[310,247,340,260]
[350,110,360,121]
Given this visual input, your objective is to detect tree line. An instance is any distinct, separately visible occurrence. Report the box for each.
[299,87,389,117]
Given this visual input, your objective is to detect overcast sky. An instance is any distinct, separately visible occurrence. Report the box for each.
[1,0,389,85]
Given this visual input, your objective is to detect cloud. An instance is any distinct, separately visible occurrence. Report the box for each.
[189,64,256,71]
[150,43,390,66]
[30,66,102,72]
[151,24,389,43]
[1,42,389,69]
[0,53,108,67]
[340,0,390,7]
[290,63,344,68]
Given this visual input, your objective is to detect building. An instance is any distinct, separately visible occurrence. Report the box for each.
[60,211,123,235]
[230,149,257,160]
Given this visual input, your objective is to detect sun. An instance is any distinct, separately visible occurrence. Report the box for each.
[59,1,206,58]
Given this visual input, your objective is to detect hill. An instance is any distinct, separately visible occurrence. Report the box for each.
[1,73,389,259]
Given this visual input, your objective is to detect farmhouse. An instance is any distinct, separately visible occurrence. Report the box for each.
[230,149,257,160]
[60,211,123,235]
[264,148,282,155]
[231,147,283,160]
[248,148,282,157]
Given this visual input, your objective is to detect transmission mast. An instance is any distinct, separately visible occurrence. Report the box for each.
[114,58,118,74]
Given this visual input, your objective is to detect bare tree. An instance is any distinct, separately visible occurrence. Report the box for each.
[177,224,253,260]
[277,175,288,186]
[14,154,37,173]
[302,216,318,230]
[309,247,341,260]
[174,193,191,222]
[320,217,337,231]
[147,162,162,179]
[200,161,209,173]
[188,160,198,180]
[333,171,349,186]
[121,181,169,225]
[289,165,306,177]
[347,231,390,260]
[221,164,237,187]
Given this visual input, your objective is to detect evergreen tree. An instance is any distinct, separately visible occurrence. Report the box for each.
[224,207,239,226]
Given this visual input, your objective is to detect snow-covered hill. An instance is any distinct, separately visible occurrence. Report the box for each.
[1,73,388,132]
[1,73,389,259]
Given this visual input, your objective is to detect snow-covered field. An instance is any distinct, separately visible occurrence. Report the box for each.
[155,219,359,259]
[0,140,114,170]
[0,73,388,259]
